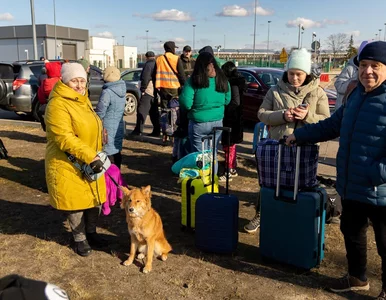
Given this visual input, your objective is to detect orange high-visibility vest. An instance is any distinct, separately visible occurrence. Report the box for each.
[155,53,181,89]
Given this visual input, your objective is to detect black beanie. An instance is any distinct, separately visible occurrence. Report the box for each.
[359,41,386,66]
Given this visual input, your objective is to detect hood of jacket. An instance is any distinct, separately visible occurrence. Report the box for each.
[229,75,246,89]
[45,62,62,78]
[278,76,320,100]
[102,80,126,98]
[49,80,90,105]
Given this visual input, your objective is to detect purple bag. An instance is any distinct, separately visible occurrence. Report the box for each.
[256,139,319,189]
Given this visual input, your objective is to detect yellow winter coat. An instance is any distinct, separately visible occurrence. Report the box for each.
[45,80,106,211]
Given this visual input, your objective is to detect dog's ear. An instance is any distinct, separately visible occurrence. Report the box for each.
[142,185,151,197]
[120,186,132,209]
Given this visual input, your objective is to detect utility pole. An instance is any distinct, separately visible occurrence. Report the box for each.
[267,21,271,67]
[53,0,57,59]
[297,24,303,49]
[252,0,257,64]
[30,0,38,60]
[192,25,196,53]
[146,30,149,52]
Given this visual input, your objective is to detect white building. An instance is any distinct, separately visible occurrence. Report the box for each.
[86,37,138,69]
[115,45,137,69]
[87,36,115,69]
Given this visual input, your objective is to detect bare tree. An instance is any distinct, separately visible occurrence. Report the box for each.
[326,33,349,66]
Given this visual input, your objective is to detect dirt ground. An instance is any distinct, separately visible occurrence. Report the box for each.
[0,125,382,300]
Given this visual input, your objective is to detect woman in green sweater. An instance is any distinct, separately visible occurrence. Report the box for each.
[179,52,231,172]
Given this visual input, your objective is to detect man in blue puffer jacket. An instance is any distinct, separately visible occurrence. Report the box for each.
[286,41,386,299]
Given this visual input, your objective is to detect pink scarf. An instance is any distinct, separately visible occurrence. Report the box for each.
[102,164,126,216]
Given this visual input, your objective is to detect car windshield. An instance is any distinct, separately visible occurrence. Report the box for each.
[121,71,141,81]
[257,70,283,87]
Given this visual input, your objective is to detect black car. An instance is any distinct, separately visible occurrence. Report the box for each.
[0,61,140,121]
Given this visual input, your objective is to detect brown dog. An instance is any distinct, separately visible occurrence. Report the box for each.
[120,185,172,273]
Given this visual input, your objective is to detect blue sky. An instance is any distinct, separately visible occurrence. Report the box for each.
[1,0,386,53]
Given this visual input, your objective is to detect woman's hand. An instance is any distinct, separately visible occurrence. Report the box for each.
[90,156,103,173]
[292,104,309,120]
[284,108,295,123]
[285,134,296,146]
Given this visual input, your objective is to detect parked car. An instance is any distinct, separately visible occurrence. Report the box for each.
[0,61,140,121]
[238,67,284,122]
[0,63,15,112]
[323,88,337,112]
[121,68,142,83]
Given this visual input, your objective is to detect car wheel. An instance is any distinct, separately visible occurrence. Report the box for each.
[32,95,41,122]
[124,92,137,116]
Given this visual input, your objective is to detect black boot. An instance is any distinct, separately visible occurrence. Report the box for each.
[75,240,92,257]
[87,232,106,248]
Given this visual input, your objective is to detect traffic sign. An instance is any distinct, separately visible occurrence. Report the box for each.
[311,41,320,51]
[279,48,288,63]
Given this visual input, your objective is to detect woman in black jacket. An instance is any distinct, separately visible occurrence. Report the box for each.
[220,61,246,181]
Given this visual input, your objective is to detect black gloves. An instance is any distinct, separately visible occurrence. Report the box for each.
[90,159,104,173]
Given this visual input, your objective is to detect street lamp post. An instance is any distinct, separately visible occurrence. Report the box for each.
[312,32,317,54]
[53,0,57,59]
[192,25,196,53]
[267,20,271,67]
[122,36,125,46]
[216,45,221,57]
[30,0,38,60]
[297,23,304,49]
[25,49,29,60]
[146,30,149,52]
[379,29,382,41]
[384,23,386,41]
[252,0,257,64]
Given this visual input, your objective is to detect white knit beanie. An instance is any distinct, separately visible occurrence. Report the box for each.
[61,63,87,83]
[286,48,312,75]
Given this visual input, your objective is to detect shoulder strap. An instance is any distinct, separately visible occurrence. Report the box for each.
[164,55,178,78]
[342,80,358,105]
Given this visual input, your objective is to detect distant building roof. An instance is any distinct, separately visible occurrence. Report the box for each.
[0,24,88,41]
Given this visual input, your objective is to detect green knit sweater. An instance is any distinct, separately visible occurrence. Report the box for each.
[179,77,231,123]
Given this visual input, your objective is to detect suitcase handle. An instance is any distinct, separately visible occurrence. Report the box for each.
[201,135,213,184]
[212,126,232,194]
[275,141,301,201]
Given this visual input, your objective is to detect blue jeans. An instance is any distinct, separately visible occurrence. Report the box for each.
[188,119,223,174]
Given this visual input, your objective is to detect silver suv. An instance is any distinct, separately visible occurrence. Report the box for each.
[0,61,140,121]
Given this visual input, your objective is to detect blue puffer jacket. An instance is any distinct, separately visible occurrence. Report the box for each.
[294,82,386,206]
[95,80,126,155]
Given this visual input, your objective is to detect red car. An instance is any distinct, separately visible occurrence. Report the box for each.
[238,67,284,123]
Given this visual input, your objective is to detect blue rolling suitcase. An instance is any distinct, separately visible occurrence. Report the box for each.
[252,122,268,153]
[195,127,239,254]
[259,141,327,269]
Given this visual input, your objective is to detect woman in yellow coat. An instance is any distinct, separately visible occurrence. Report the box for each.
[45,62,106,257]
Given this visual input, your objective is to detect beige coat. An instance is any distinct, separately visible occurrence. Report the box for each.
[257,78,330,140]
